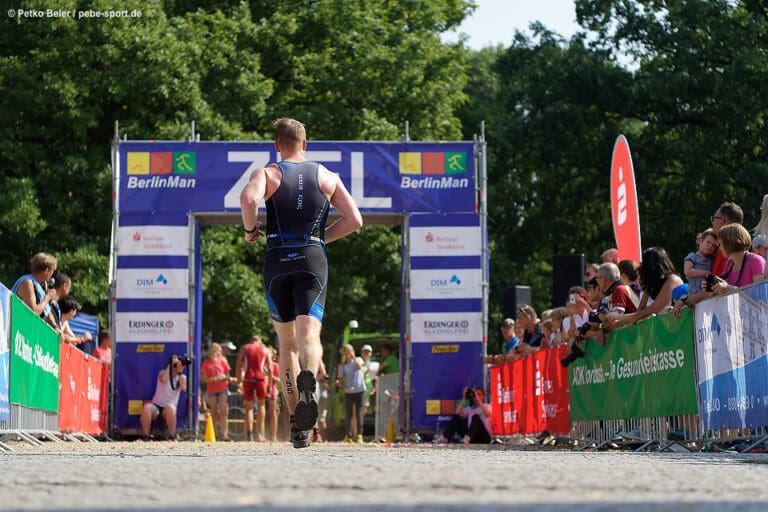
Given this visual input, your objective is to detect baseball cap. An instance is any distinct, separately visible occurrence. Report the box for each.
[361,344,373,353]
[501,318,515,328]
[753,234,768,250]
[221,340,236,351]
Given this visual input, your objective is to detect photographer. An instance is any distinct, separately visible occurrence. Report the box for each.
[140,355,188,441]
[439,387,492,444]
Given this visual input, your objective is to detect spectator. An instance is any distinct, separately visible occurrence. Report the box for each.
[601,248,619,264]
[618,259,642,298]
[752,194,768,239]
[584,276,601,309]
[548,307,568,346]
[264,345,281,442]
[49,273,71,330]
[201,342,234,441]
[360,344,378,420]
[437,387,492,444]
[611,248,682,327]
[683,228,719,295]
[515,305,542,355]
[12,252,58,330]
[584,263,599,283]
[710,224,765,293]
[485,318,521,365]
[58,296,92,347]
[562,286,592,344]
[752,234,768,260]
[93,330,112,364]
[581,263,638,343]
[220,340,237,359]
[140,355,188,441]
[377,343,399,376]
[336,344,365,443]
[710,202,744,276]
[236,335,269,442]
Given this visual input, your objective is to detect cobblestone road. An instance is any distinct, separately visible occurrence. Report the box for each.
[1,441,767,511]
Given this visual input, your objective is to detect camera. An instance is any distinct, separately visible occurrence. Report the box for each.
[560,342,586,367]
[704,273,719,292]
[176,356,192,367]
[464,388,475,401]
[47,277,56,289]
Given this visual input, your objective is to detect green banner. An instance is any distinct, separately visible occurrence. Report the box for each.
[569,308,697,421]
[9,295,60,412]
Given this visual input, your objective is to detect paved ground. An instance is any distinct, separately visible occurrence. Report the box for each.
[1,440,767,511]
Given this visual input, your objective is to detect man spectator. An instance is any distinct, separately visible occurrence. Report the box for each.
[377,343,399,376]
[601,248,619,264]
[591,263,638,344]
[711,202,744,276]
[49,273,71,330]
[236,335,269,442]
[220,340,237,359]
[485,318,520,365]
[93,330,112,364]
[562,286,592,345]
[58,296,92,347]
[515,305,542,355]
[140,354,188,441]
[12,252,59,330]
[436,387,492,444]
[584,263,599,283]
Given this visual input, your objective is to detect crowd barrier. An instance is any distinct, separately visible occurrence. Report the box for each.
[490,280,768,452]
[0,283,109,451]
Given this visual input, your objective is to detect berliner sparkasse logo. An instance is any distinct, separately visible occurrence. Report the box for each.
[399,152,468,190]
[126,152,196,189]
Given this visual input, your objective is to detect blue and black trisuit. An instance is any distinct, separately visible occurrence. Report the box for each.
[263,161,330,323]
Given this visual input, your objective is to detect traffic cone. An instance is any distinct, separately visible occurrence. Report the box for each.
[386,417,395,444]
[204,414,216,442]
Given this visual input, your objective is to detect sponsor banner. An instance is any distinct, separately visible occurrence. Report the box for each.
[695,285,768,430]
[610,135,642,263]
[58,343,109,434]
[118,142,475,215]
[116,225,189,256]
[410,311,482,343]
[116,268,188,299]
[9,295,60,412]
[113,342,188,430]
[569,309,697,421]
[115,312,188,343]
[490,346,571,436]
[410,268,482,300]
[412,342,484,429]
[409,227,482,257]
[0,285,10,421]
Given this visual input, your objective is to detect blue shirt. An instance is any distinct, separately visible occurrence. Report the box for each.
[503,336,519,353]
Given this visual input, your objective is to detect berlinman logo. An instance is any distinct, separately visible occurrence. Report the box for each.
[398,152,469,190]
[126,151,197,189]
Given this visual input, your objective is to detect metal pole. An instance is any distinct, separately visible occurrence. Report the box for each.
[108,121,120,434]
[402,121,410,143]
[401,214,411,437]
[477,121,490,394]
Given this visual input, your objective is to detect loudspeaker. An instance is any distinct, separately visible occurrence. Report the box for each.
[502,286,532,320]
[552,254,585,308]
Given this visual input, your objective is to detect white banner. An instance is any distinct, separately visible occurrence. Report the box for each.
[114,312,188,343]
[410,268,482,300]
[409,226,481,257]
[117,225,189,256]
[115,268,188,299]
[410,311,483,343]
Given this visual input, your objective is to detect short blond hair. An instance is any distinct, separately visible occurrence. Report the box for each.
[718,223,751,254]
[207,342,222,359]
[273,118,306,151]
[30,252,57,274]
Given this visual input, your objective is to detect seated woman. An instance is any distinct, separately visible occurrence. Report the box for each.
[609,247,683,326]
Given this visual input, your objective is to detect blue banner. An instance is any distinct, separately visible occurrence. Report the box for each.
[118,142,476,215]
[0,285,10,421]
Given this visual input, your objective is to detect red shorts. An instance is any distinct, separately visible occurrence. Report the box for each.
[243,379,266,401]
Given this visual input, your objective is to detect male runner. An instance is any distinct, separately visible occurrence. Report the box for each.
[240,118,363,448]
[235,335,269,442]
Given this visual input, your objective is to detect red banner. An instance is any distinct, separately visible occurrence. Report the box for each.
[490,345,571,435]
[610,135,642,263]
[59,343,109,434]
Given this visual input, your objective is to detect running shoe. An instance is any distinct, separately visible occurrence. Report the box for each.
[291,426,312,449]
[293,370,318,431]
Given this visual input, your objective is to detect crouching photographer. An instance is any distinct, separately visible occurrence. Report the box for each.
[140,355,190,441]
[438,387,492,444]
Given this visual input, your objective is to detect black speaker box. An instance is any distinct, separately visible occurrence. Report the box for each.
[552,254,585,308]
[501,286,532,320]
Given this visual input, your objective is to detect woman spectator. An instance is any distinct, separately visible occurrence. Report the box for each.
[752,194,768,239]
[610,247,683,326]
[200,342,234,441]
[336,344,366,443]
[710,224,765,293]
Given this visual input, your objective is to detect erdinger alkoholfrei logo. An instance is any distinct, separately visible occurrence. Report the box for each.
[127,319,176,335]
[422,318,470,336]
[126,151,197,189]
[398,152,469,190]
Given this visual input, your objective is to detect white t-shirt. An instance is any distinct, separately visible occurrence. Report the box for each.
[463,404,491,433]
[562,311,589,337]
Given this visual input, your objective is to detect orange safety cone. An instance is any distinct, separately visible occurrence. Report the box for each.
[204,414,216,443]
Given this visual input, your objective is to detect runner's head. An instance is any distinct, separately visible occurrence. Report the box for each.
[273,118,306,152]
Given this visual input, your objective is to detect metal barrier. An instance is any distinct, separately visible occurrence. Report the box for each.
[375,373,400,441]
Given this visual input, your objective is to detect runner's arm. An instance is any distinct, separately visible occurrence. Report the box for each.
[240,167,267,243]
[324,173,362,244]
